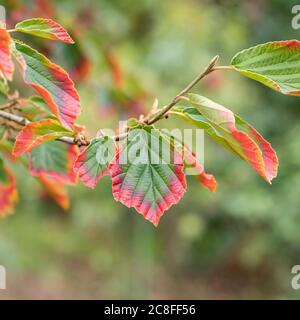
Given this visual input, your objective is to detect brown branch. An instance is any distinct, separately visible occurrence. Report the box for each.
[0,109,84,145]
[0,109,129,146]
[0,56,226,146]
[146,55,219,125]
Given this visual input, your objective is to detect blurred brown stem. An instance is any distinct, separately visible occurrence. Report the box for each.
[146,55,219,125]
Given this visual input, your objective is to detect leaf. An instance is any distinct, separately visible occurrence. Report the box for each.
[29,141,78,185]
[162,131,217,192]
[171,105,238,156]
[18,96,51,121]
[15,18,74,44]
[235,115,279,182]
[0,164,18,217]
[231,40,300,96]
[74,136,115,188]
[13,40,81,129]
[13,119,73,156]
[110,126,187,226]
[182,145,217,192]
[0,28,14,81]
[26,96,51,113]
[176,94,278,183]
[0,77,9,95]
[38,174,69,210]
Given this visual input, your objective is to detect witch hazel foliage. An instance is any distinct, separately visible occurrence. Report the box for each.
[2,17,299,226]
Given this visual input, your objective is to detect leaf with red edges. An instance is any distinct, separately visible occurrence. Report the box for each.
[18,96,51,121]
[174,94,278,183]
[182,145,217,192]
[13,40,81,129]
[15,18,74,44]
[0,28,14,81]
[38,174,69,210]
[30,141,78,185]
[161,130,218,192]
[0,161,18,217]
[13,118,73,156]
[231,40,300,95]
[163,131,217,192]
[74,136,115,188]
[110,126,187,226]
[235,115,278,183]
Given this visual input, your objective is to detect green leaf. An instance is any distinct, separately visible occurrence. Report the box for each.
[13,118,73,156]
[30,141,78,185]
[231,40,300,95]
[12,40,81,129]
[170,105,238,156]
[15,18,74,44]
[172,94,278,183]
[161,131,217,192]
[74,136,115,188]
[110,126,187,226]
[19,96,51,121]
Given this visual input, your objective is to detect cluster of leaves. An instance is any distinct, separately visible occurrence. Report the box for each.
[1,17,300,225]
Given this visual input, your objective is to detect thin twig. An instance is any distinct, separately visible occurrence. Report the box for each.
[0,109,128,146]
[0,56,228,146]
[0,110,30,126]
[146,55,219,125]
[211,65,233,71]
[0,109,83,145]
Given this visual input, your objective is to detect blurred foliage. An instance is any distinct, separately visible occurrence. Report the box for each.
[0,0,300,299]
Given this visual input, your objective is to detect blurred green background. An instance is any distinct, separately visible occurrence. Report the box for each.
[0,0,300,299]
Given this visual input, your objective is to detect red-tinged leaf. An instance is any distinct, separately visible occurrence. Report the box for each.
[0,163,18,217]
[110,127,187,226]
[197,172,217,192]
[15,18,74,44]
[13,119,73,156]
[171,106,238,156]
[180,94,278,183]
[164,132,218,192]
[13,40,81,129]
[182,146,217,192]
[235,115,279,182]
[38,174,69,210]
[0,28,14,81]
[18,96,51,121]
[74,136,115,188]
[29,141,78,185]
[231,40,300,95]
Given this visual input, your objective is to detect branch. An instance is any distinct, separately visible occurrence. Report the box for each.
[0,109,129,146]
[146,55,219,125]
[0,110,30,126]
[0,109,87,145]
[0,56,226,146]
